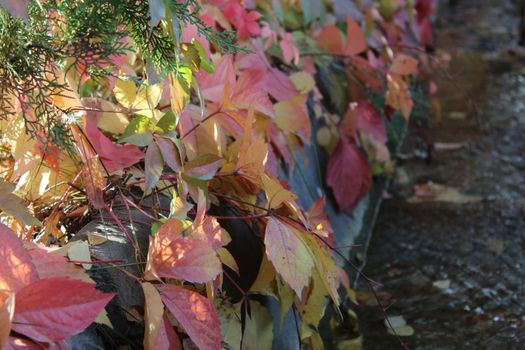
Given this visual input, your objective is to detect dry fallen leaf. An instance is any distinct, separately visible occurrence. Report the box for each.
[408,182,482,204]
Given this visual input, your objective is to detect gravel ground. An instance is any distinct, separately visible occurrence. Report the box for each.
[355,1,525,349]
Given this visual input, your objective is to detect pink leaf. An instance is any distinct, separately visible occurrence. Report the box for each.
[155,137,181,172]
[12,278,114,342]
[326,138,372,213]
[197,56,235,103]
[0,223,37,297]
[357,101,387,143]
[157,284,221,350]
[85,113,143,172]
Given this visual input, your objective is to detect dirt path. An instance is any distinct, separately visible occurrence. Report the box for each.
[356,1,525,349]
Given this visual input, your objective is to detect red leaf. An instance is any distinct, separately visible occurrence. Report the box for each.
[85,111,144,172]
[12,277,114,342]
[157,284,221,350]
[0,223,37,298]
[344,17,367,56]
[326,138,372,213]
[357,101,387,143]
[26,246,90,282]
[146,221,222,283]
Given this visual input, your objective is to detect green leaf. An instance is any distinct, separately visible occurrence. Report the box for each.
[193,39,215,73]
[181,42,201,72]
[155,110,177,134]
[119,115,155,146]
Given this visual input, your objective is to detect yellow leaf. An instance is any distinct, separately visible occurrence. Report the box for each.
[290,71,316,94]
[250,254,276,294]
[261,174,297,209]
[97,100,129,134]
[242,301,274,350]
[274,95,311,142]
[299,233,340,306]
[298,271,328,328]
[134,84,162,111]
[236,138,268,187]
[142,282,164,350]
[386,74,413,120]
[218,247,239,274]
[264,217,314,298]
[277,281,294,327]
[114,79,137,109]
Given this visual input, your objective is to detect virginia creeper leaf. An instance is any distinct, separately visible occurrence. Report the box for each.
[144,142,164,195]
[157,284,221,350]
[0,179,41,226]
[344,16,367,56]
[0,223,37,297]
[264,217,314,297]
[12,277,114,342]
[326,137,372,213]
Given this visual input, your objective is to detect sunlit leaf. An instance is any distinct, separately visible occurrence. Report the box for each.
[12,277,114,342]
[158,284,221,350]
[0,179,41,226]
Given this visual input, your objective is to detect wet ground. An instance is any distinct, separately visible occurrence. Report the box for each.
[356,1,525,349]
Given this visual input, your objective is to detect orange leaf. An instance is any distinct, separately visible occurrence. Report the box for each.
[0,294,14,349]
[264,217,314,297]
[386,74,413,119]
[158,284,221,350]
[390,54,419,75]
[274,95,312,142]
[344,17,367,56]
[316,25,344,54]
[146,219,222,283]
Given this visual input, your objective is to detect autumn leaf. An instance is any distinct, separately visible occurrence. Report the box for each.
[326,137,372,213]
[241,301,274,350]
[261,174,297,209]
[26,246,93,283]
[236,138,268,186]
[0,179,41,226]
[184,154,222,180]
[0,294,14,349]
[146,219,222,283]
[0,223,37,299]
[344,16,367,56]
[274,95,311,142]
[144,142,164,195]
[155,136,181,172]
[356,101,387,143]
[84,114,144,172]
[390,54,419,75]
[142,282,181,350]
[157,284,221,350]
[264,217,314,297]
[386,74,413,119]
[316,24,344,54]
[11,277,114,342]
[114,79,163,120]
